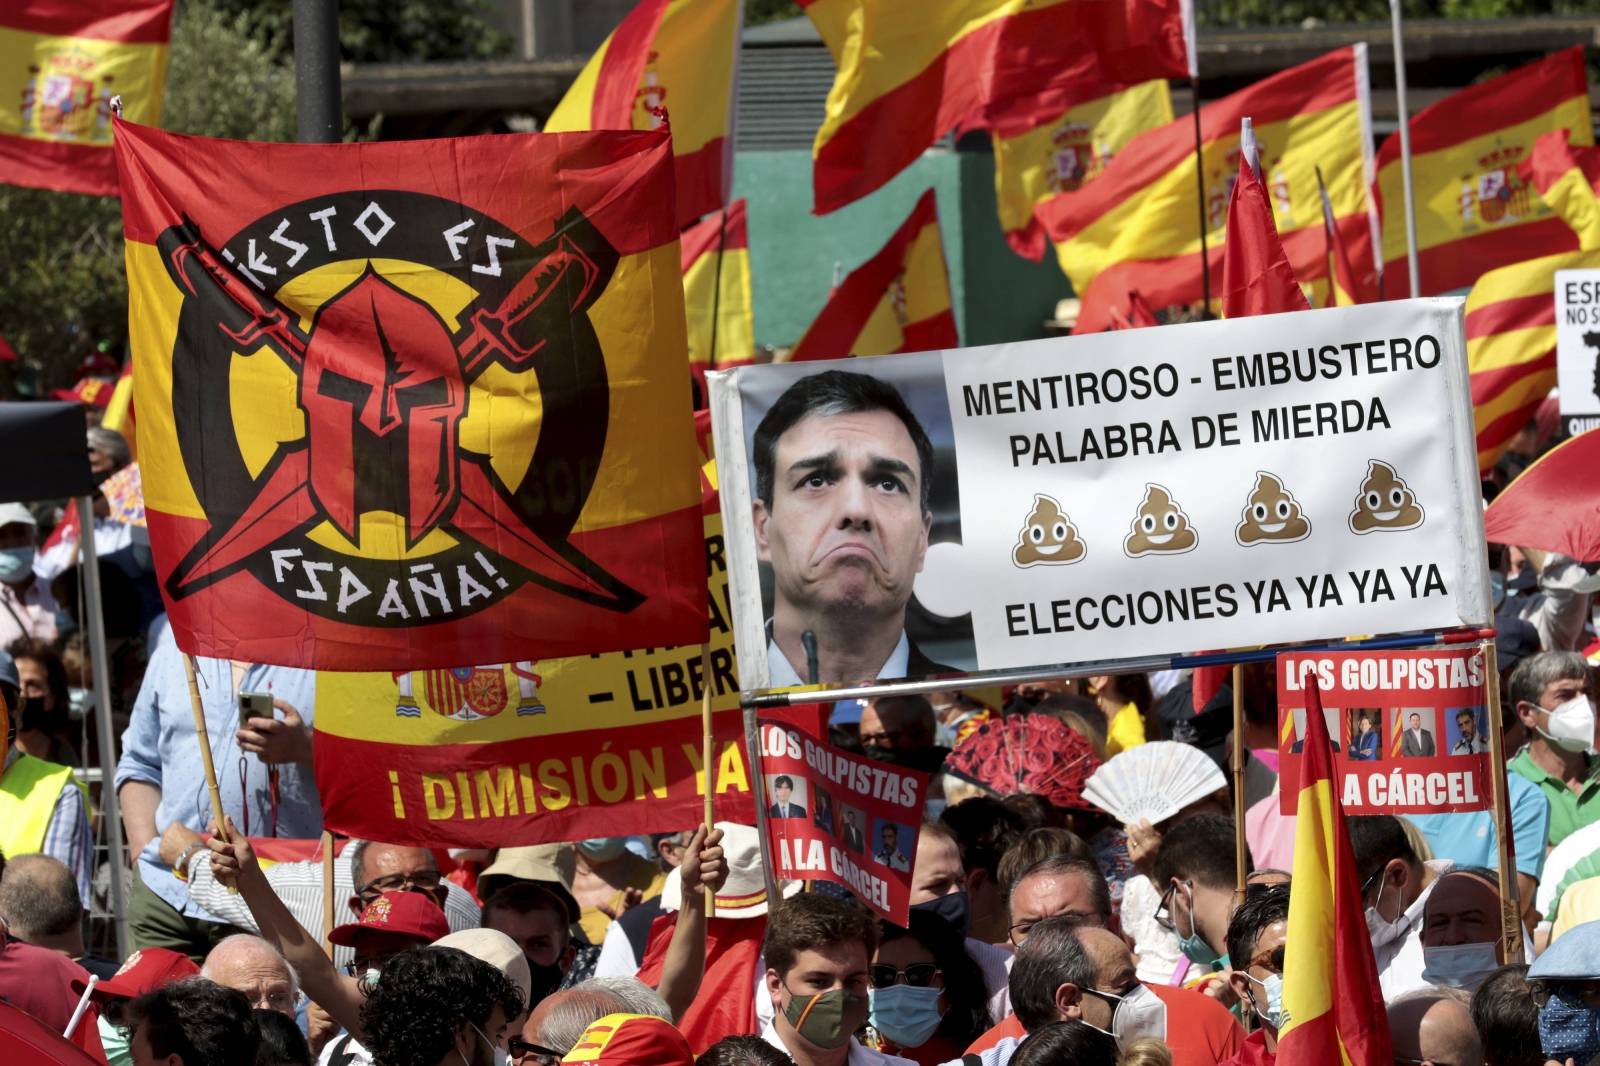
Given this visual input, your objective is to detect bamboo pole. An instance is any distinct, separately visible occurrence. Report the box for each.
[182,654,230,843]
[321,830,336,956]
[700,644,716,918]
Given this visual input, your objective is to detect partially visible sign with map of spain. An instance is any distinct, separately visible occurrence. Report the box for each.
[115,118,706,669]
[314,509,754,847]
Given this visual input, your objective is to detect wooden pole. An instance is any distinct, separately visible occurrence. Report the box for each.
[321,830,336,956]
[1482,641,1523,963]
[1231,663,1248,906]
[700,644,717,918]
[182,653,230,844]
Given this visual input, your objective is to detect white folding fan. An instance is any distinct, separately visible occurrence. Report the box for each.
[1082,741,1227,826]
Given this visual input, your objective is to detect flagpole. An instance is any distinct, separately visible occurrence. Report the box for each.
[1481,641,1524,963]
[292,0,342,143]
[321,830,336,956]
[700,644,717,917]
[706,208,730,370]
[79,496,128,956]
[1389,0,1421,295]
[1230,663,1247,906]
[182,654,232,853]
[1189,78,1212,317]
[744,698,781,902]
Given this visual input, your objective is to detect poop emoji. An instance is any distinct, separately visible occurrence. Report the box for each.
[1235,472,1311,546]
[1123,484,1198,558]
[1012,494,1087,568]
[1348,459,1425,533]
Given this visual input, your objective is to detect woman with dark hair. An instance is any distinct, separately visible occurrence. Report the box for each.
[7,636,77,764]
[868,911,991,1065]
[1008,1020,1119,1066]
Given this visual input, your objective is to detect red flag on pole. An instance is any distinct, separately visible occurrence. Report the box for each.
[1223,118,1310,319]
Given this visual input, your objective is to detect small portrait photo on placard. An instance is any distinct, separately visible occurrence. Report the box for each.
[1395,708,1439,759]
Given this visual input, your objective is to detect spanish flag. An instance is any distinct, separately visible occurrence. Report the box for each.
[786,189,957,361]
[1374,47,1592,297]
[1221,118,1310,319]
[114,118,707,670]
[799,0,1192,214]
[1,0,173,197]
[1522,130,1600,251]
[546,0,741,229]
[1039,47,1377,333]
[1318,168,1374,306]
[991,79,1174,261]
[1279,677,1393,1066]
[682,200,755,367]
[1465,247,1600,474]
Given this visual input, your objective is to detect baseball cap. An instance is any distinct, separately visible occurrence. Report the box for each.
[0,502,36,529]
[433,928,532,1006]
[73,948,200,1001]
[560,1013,694,1066]
[1530,918,1600,980]
[477,844,580,923]
[329,890,450,947]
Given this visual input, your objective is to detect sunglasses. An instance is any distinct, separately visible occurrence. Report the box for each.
[870,963,941,989]
[508,1036,562,1066]
[356,869,444,900]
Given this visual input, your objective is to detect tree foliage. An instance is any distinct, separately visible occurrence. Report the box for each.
[0,3,296,394]
[745,0,802,26]
[1197,0,1600,27]
[205,0,512,64]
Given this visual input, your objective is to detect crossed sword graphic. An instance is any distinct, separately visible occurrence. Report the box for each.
[161,218,641,613]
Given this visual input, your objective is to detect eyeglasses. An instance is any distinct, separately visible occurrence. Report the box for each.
[508,1037,562,1066]
[1007,911,1097,945]
[1154,880,1189,933]
[870,963,941,988]
[356,869,444,901]
[1530,980,1600,1010]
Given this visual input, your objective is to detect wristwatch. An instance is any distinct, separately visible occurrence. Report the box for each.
[172,841,202,882]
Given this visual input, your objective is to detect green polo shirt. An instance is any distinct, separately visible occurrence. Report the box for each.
[1508,748,1600,847]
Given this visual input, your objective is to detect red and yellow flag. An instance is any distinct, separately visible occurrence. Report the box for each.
[1279,677,1393,1066]
[1222,119,1311,319]
[991,79,1174,261]
[1,0,173,196]
[1039,47,1378,333]
[1374,47,1592,297]
[786,189,957,361]
[1522,129,1600,251]
[682,199,755,367]
[798,0,1191,214]
[1465,247,1600,473]
[115,119,706,670]
[546,0,741,229]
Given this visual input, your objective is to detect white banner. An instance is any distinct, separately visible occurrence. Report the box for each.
[710,300,1490,692]
[1555,269,1600,436]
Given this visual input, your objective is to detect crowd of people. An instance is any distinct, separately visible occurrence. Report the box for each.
[1,401,1599,1066]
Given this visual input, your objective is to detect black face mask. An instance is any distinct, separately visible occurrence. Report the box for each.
[864,745,947,775]
[526,960,565,1008]
[17,696,60,735]
[912,890,970,936]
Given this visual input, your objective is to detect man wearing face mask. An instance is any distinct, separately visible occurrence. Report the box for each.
[1419,869,1514,995]
[962,918,1243,1066]
[1151,813,1243,996]
[1348,815,1454,1002]
[0,503,56,646]
[908,822,1012,1021]
[860,698,949,777]
[1525,918,1600,1065]
[759,893,915,1066]
[1219,886,1290,1066]
[1507,652,1600,848]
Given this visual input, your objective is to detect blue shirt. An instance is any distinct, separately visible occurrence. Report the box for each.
[1410,772,1550,882]
[114,632,321,920]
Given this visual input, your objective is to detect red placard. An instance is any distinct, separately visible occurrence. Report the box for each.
[1278,647,1492,815]
[756,711,928,924]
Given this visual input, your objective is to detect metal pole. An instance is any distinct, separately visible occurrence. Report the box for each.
[1231,663,1247,906]
[293,0,342,143]
[744,626,1499,708]
[743,700,781,903]
[1389,0,1421,296]
[1190,78,1212,318]
[78,496,127,958]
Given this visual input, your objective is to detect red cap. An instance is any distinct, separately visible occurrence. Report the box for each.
[329,890,450,947]
[560,1014,694,1066]
[51,378,114,407]
[74,948,200,1001]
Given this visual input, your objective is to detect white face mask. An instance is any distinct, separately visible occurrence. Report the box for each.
[1106,982,1167,1043]
[1364,872,1409,947]
[1539,694,1596,754]
[1420,942,1500,991]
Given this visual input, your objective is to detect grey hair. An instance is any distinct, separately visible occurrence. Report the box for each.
[201,933,300,1000]
[0,854,82,937]
[531,989,628,1055]
[1508,651,1587,709]
[574,975,672,1020]
[86,427,131,468]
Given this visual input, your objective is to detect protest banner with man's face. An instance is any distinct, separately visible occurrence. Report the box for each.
[709,300,1491,692]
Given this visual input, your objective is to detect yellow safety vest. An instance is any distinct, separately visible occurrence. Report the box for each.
[0,754,82,859]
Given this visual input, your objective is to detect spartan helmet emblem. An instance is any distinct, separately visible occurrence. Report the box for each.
[299,270,467,545]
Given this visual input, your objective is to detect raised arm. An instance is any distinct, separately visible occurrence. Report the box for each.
[654,825,726,1021]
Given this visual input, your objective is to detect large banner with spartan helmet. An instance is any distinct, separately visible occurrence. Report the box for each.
[115,119,707,670]
[708,300,1492,692]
